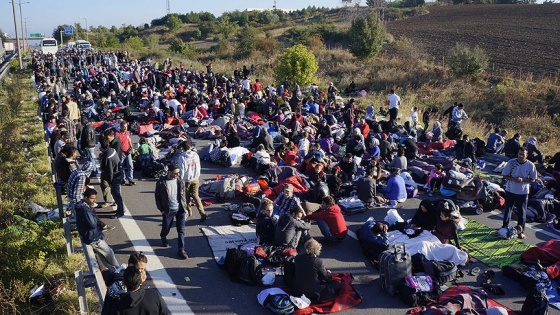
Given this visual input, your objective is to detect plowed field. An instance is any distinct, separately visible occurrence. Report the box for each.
[386,4,560,77]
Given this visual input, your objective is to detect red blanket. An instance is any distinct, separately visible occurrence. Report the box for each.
[407,286,517,315]
[521,239,560,265]
[294,273,362,315]
[417,140,455,155]
[270,176,308,199]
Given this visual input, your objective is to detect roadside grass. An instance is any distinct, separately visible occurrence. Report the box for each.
[0,73,86,314]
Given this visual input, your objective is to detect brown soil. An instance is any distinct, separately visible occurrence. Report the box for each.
[386,4,560,78]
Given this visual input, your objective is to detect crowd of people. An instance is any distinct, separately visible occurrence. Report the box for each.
[30,45,560,312]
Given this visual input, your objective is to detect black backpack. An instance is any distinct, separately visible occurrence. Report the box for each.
[223,248,247,282]
[238,255,263,285]
[522,288,549,315]
[263,293,295,315]
[422,260,458,284]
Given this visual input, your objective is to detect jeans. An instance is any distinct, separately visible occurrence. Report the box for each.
[502,191,528,230]
[90,238,120,271]
[111,174,124,216]
[160,209,187,251]
[389,107,398,124]
[316,219,333,238]
[84,147,98,173]
[185,179,205,216]
[121,153,134,182]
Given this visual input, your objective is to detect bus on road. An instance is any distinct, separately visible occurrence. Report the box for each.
[40,37,58,54]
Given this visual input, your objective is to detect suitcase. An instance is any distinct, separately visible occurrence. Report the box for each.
[379,243,411,295]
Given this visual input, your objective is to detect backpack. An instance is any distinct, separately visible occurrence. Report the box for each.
[522,288,549,315]
[263,293,295,315]
[399,276,442,307]
[238,255,263,285]
[223,248,248,282]
[282,256,296,288]
[141,160,167,178]
[422,260,458,284]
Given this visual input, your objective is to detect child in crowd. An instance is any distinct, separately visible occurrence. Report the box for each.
[410,107,419,129]
[137,137,153,167]
[424,163,446,197]
[256,198,277,245]
[298,131,310,161]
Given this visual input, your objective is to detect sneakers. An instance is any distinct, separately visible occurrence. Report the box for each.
[110,213,124,219]
[200,213,208,223]
[128,180,136,186]
[177,250,188,260]
[161,237,169,247]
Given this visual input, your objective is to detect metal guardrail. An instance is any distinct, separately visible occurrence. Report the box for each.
[0,52,16,82]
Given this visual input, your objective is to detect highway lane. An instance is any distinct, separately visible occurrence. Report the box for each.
[93,136,560,315]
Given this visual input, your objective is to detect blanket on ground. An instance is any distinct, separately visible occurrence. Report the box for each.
[388,230,469,266]
[201,225,258,263]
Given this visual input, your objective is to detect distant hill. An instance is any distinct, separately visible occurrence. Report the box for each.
[386,4,560,77]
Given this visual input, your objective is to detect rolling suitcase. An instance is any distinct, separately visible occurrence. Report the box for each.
[379,243,411,295]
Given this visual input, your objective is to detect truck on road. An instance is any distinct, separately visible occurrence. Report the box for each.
[3,41,15,54]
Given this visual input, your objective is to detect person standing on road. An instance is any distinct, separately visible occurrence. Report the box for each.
[100,138,125,219]
[116,121,136,186]
[176,141,207,222]
[75,188,121,272]
[501,147,537,239]
[80,117,98,177]
[155,164,189,260]
[386,89,401,126]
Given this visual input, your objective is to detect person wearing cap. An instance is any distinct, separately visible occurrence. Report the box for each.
[273,184,302,216]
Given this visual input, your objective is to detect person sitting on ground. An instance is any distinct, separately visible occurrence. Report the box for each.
[357,218,390,262]
[292,239,341,303]
[548,151,560,172]
[504,133,522,159]
[346,132,366,157]
[432,200,461,250]
[101,252,149,315]
[364,157,383,182]
[356,168,377,206]
[317,118,332,140]
[378,133,392,161]
[274,205,311,250]
[137,137,154,168]
[524,136,544,164]
[367,138,381,160]
[486,127,505,154]
[424,163,446,197]
[319,134,336,156]
[307,173,330,204]
[381,168,407,207]
[429,120,443,143]
[303,143,326,166]
[298,130,311,160]
[410,200,438,231]
[254,144,275,172]
[337,153,358,181]
[305,196,348,242]
[256,198,277,245]
[398,131,419,160]
[111,266,171,315]
[326,166,344,198]
[388,146,407,172]
[273,184,302,216]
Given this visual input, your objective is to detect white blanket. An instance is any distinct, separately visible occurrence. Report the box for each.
[388,230,469,266]
[201,225,257,263]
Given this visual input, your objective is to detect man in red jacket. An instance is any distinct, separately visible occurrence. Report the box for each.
[305,196,348,243]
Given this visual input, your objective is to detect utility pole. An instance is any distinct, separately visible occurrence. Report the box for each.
[17,1,30,54]
[10,0,23,69]
[166,0,170,14]
[23,18,30,52]
[79,16,88,42]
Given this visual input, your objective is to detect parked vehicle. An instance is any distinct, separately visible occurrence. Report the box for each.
[3,40,15,54]
[40,37,58,54]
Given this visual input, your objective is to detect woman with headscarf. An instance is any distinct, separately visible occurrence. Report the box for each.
[524,136,544,164]
[429,120,443,143]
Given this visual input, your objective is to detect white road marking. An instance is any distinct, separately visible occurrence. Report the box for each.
[118,207,194,315]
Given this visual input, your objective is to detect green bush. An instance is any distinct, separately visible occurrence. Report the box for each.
[348,13,385,59]
[274,44,318,86]
[447,43,489,78]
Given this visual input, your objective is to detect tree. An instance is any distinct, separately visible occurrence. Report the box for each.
[121,36,145,53]
[214,16,239,39]
[52,25,74,43]
[348,13,385,59]
[236,26,259,57]
[274,44,318,86]
[167,14,183,31]
[144,34,159,49]
[168,38,197,59]
[447,43,489,78]
[256,37,281,67]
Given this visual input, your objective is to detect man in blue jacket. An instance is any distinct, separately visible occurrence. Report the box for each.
[382,168,407,207]
[75,188,121,271]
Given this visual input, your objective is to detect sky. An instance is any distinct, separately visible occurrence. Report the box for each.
[0,0,346,39]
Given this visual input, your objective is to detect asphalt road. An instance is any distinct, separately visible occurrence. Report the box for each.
[89,134,560,315]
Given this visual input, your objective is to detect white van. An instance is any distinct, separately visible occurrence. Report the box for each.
[40,37,58,54]
[75,40,92,50]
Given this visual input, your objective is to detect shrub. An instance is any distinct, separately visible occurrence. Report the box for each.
[166,14,183,31]
[348,13,385,59]
[274,44,318,86]
[447,43,489,78]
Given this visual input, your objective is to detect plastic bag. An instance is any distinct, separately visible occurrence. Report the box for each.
[384,209,404,227]
[261,272,276,286]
